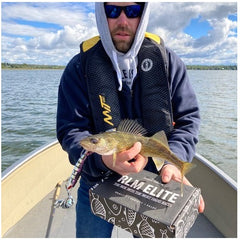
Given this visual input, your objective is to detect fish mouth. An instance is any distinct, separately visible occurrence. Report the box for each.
[79,140,89,150]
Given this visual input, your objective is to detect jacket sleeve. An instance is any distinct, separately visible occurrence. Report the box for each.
[166,48,200,163]
[56,54,110,173]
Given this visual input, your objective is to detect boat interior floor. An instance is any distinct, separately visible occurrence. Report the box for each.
[3,184,223,238]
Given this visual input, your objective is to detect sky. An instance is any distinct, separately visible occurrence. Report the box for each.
[1,1,238,66]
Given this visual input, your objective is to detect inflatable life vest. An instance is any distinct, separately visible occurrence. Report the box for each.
[80,33,173,137]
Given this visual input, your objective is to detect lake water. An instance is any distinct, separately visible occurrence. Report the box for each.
[1,69,237,181]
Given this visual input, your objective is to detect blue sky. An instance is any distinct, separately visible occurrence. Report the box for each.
[1,2,238,65]
[184,17,213,39]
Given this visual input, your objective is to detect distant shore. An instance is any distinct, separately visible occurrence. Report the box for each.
[186,65,237,70]
[1,63,237,70]
[1,63,65,70]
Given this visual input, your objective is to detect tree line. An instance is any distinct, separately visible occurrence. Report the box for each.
[1,62,237,70]
[1,63,65,69]
[186,65,237,70]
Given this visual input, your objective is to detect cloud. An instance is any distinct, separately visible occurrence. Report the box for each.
[2,22,50,38]
[26,23,97,50]
[1,2,94,27]
[1,2,237,65]
[147,2,237,65]
[1,2,98,65]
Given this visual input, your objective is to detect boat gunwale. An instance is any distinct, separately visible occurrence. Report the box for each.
[194,153,237,191]
[1,140,59,181]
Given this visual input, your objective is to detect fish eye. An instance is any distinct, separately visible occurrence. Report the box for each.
[90,138,99,144]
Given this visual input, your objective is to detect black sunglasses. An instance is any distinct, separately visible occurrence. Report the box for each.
[104,5,143,19]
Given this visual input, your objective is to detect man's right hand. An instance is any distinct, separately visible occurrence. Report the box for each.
[161,164,205,213]
[102,142,148,175]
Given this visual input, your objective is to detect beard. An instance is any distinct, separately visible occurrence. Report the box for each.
[111,26,135,53]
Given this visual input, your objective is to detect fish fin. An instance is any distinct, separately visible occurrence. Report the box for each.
[117,119,147,136]
[112,152,117,167]
[180,162,196,197]
[151,131,169,149]
[180,173,184,197]
[182,162,195,175]
[152,157,165,170]
[106,128,116,132]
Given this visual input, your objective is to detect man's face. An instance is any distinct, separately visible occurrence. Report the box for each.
[105,2,141,53]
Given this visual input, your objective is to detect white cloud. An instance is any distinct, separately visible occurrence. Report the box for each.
[1,2,94,27]
[2,22,49,38]
[28,23,98,50]
[1,3,98,65]
[1,2,237,65]
[147,2,237,65]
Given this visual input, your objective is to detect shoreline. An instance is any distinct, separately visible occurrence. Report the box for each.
[1,63,237,70]
[2,63,65,70]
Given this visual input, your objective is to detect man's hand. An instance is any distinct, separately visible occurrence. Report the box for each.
[161,164,205,213]
[102,142,148,175]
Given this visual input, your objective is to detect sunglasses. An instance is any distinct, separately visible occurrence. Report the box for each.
[104,5,143,19]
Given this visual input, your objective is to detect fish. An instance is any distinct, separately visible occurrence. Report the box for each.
[80,119,193,196]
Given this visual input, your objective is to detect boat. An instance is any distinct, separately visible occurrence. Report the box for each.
[1,140,237,238]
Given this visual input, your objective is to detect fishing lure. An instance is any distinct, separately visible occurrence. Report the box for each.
[66,149,91,190]
[54,149,91,208]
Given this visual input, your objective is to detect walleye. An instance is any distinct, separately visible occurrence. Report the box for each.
[80,120,193,196]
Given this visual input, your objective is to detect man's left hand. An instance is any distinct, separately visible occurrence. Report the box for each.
[160,164,205,213]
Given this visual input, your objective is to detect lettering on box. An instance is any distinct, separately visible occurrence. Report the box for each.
[117,175,180,206]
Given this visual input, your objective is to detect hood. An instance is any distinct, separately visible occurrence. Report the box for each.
[95,2,150,90]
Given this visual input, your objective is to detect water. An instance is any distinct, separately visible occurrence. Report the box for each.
[1,70,237,181]
[189,70,237,181]
[1,69,63,171]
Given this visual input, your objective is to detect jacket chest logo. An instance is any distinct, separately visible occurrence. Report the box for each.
[141,58,153,72]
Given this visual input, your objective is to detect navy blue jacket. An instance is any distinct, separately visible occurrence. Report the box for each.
[56,45,200,186]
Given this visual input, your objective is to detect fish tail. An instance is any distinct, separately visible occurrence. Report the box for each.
[180,173,184,197]
[182,162,194,175]
[180,162,195,197]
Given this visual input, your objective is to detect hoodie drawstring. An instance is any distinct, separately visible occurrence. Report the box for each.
[112,51,123,91]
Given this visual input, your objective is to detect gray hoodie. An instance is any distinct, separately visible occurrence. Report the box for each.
[95,2,150,90]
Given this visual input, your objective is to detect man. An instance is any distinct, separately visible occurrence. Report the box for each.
[57,2,205,238]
